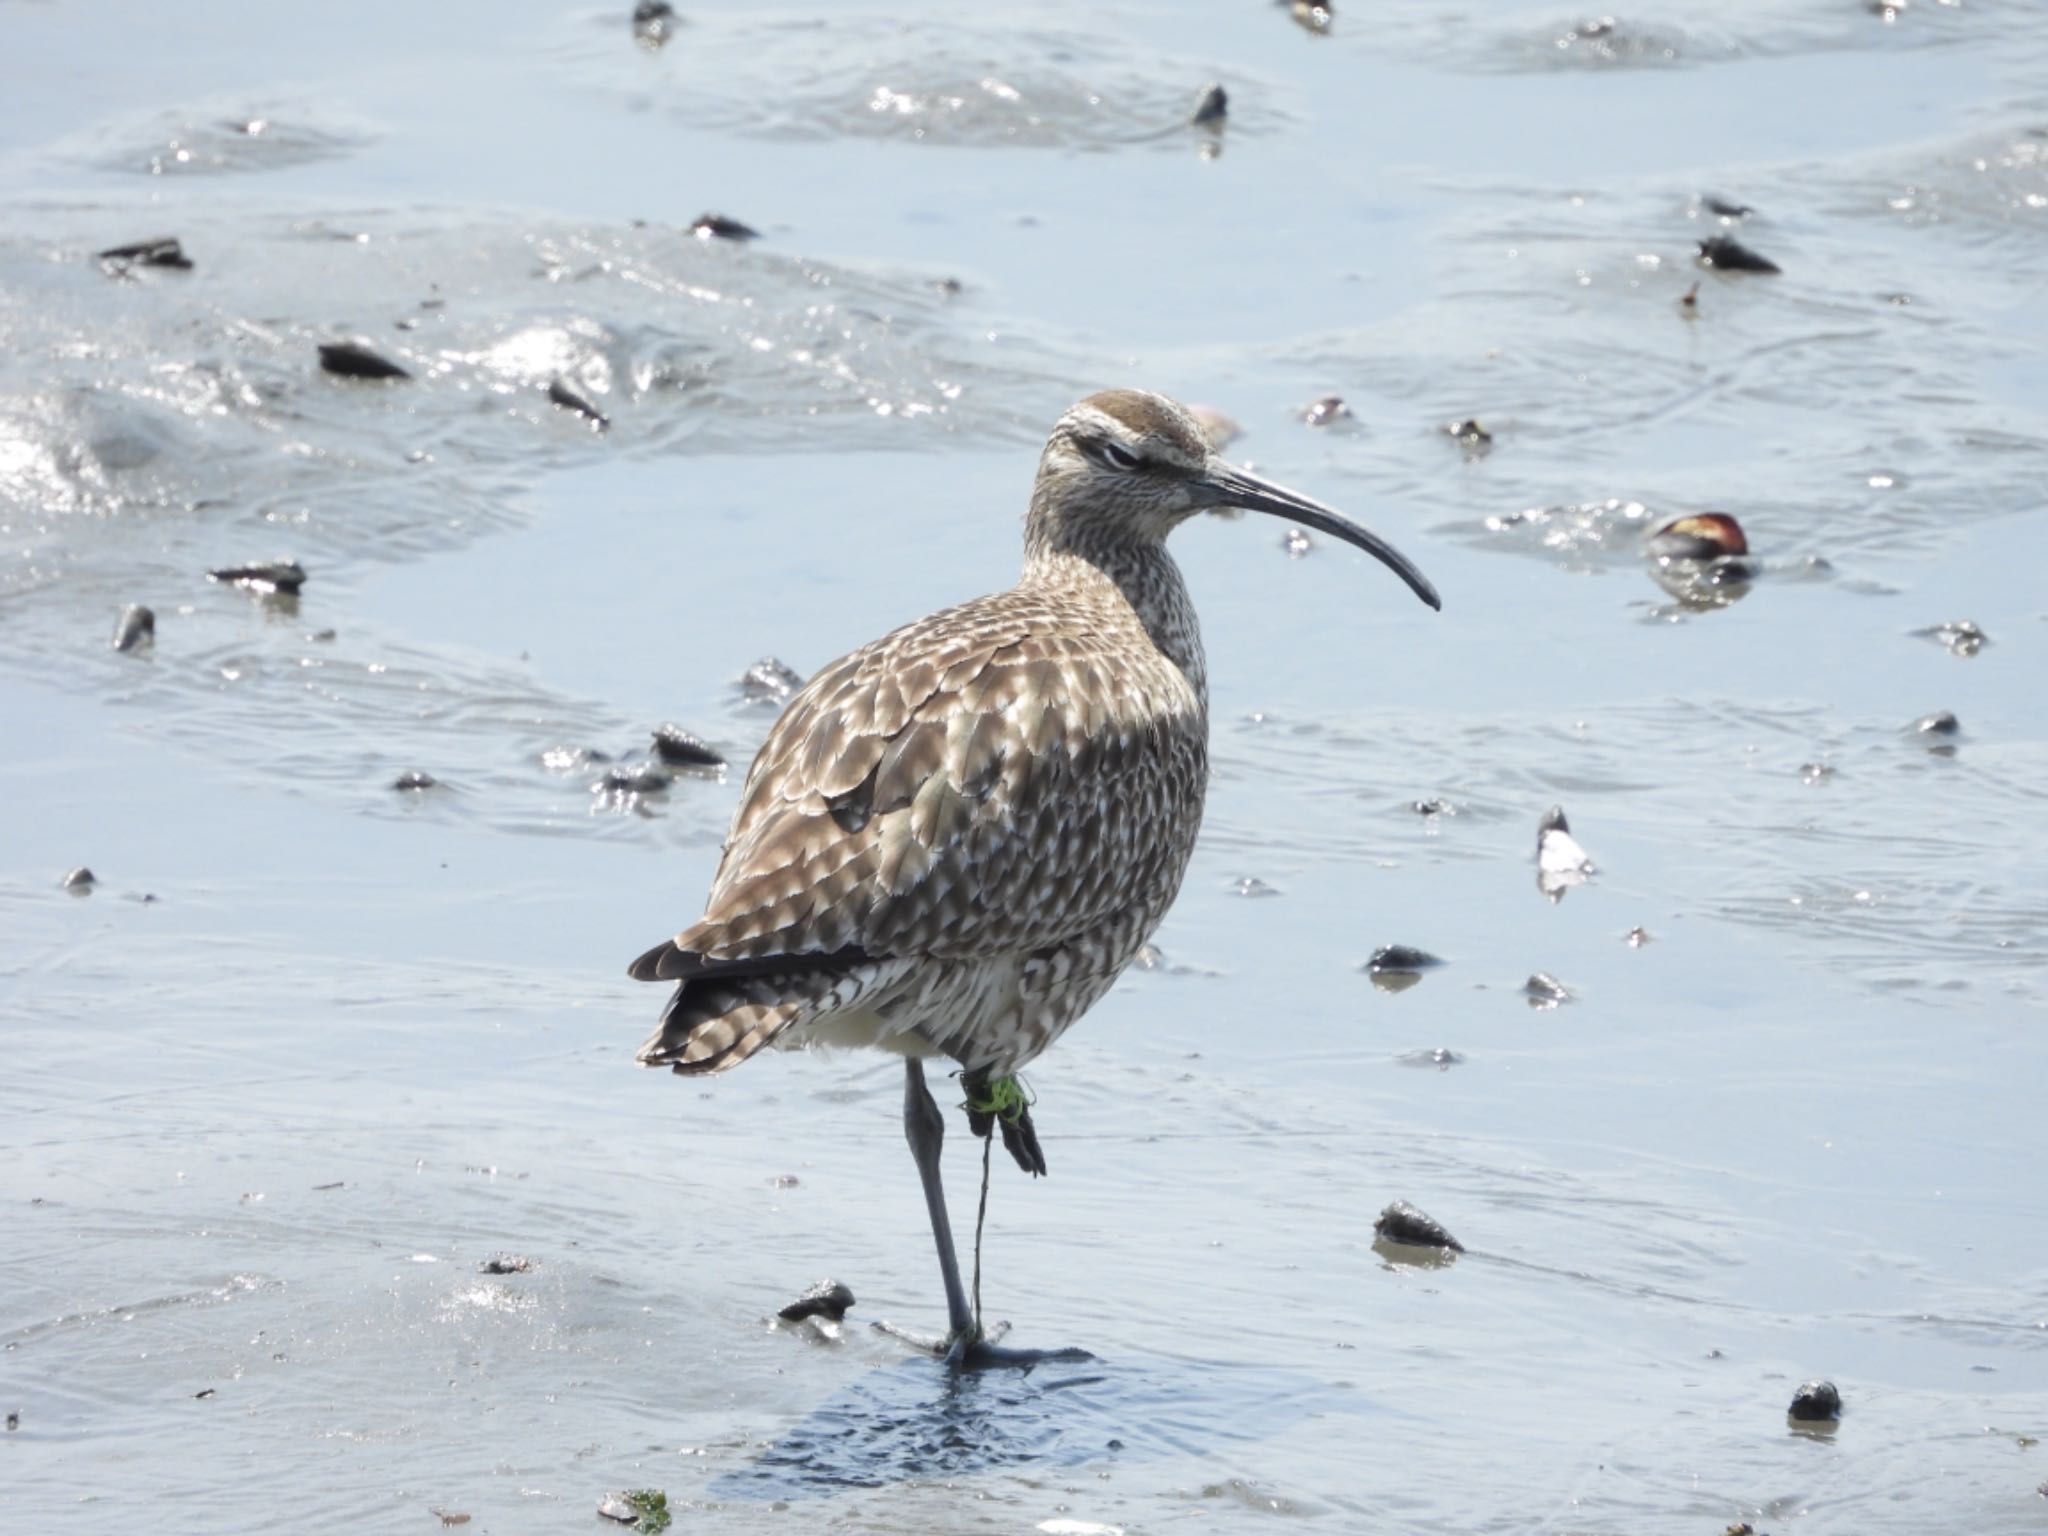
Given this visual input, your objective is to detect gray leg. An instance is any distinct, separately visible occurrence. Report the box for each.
[896,1058,1094,1372]
[903,1058,975,1341]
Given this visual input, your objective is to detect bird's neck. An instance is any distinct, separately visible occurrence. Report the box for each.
[1021,536,1208,699]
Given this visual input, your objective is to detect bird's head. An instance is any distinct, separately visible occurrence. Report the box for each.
[1029,388,1440,611]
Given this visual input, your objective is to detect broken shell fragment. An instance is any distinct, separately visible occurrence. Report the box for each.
[778,1279,856,1324]
[1373,1200,1462,1252]
[317,340,411,380]
[112,603,156,652]
[1696,235,1781,274]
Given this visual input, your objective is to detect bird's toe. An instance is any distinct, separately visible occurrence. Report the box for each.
[1000,1107,1048,1177]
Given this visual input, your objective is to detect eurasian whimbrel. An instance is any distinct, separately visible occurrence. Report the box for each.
[629,389,1439,1366]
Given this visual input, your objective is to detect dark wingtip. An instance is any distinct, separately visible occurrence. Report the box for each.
[627,941,681,982]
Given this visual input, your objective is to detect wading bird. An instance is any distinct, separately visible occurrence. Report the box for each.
[630,390,1439,1366]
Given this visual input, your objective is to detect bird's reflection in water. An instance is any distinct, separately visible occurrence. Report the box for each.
[713,1353,1347,1498]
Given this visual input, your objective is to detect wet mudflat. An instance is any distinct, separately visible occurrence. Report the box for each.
[4,0,2047,1531]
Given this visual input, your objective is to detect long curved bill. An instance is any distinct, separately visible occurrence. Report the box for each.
[1201,462,1442,612]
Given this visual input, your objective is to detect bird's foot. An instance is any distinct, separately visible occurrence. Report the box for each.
[943,1327,1094,1372]
[871,1318,1092,1370]
[961,1073,1048,1177]
[869,1317,953,1354]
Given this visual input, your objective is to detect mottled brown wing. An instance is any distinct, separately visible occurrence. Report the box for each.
[655,591,1202,969]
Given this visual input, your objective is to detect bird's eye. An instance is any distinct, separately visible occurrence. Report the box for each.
[1099,441,1143,471]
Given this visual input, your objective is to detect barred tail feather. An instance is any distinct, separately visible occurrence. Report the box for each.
[630,938,904,1076]
[636,982,807,1075]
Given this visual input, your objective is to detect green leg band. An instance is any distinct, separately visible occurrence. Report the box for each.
[964,1074,1033,1124]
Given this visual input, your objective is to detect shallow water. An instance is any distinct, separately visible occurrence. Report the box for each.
[4,0,2046,1531]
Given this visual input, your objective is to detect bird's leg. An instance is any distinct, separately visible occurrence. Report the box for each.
[917,1069,1084,1371]
[903,1057,976,1344]
[886,1060,1093,1371]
